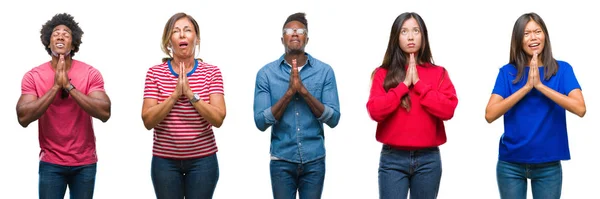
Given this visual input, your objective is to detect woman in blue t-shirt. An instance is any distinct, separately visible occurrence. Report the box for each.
[484,12,586,199]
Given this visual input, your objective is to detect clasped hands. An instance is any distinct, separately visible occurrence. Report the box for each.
[525,51,544,90]
[403,53,420,87]
[172,62,195,100]
[53,54,71,90]
[287,59,308,95]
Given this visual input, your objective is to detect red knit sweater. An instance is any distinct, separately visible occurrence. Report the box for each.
[366,63,458,149]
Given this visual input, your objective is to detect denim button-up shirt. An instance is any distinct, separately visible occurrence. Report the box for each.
[253,53,341,163]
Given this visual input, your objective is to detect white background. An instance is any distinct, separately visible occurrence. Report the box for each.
[1,0,598,198]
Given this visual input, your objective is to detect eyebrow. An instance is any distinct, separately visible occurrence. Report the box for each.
[173,26,192,30]
[525,28,542,31]
[52,28,71,33]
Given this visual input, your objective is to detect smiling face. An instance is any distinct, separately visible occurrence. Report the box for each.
[398,17,422,55]
[49,25,73,56]
[522,19,545,57]
[281,21,308,55]
[169,17,198,59]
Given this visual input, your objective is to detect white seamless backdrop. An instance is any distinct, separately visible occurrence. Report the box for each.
[1,0,597,198]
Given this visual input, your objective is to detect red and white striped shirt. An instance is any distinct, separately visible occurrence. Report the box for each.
[144,60,224,159]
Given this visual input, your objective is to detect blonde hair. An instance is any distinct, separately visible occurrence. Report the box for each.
[161,12,202,63]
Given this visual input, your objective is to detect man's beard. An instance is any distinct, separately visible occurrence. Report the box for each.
[286,48,304,55]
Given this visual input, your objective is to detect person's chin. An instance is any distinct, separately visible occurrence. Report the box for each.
[287,49,304,55]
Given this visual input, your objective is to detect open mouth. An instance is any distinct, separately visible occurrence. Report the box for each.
[56,43,65,48]
[178,41,189,48]
[529,43,540,47]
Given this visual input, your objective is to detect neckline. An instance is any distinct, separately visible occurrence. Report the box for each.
[168,59,198,77]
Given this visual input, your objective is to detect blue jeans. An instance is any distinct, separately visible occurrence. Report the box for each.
[378,145,442,199]
[270,157,326,199]
[151,154,219,199]
[497,160,562,199]
[38,161,97,199]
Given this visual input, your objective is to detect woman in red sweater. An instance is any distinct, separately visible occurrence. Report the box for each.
[366,12,458,199]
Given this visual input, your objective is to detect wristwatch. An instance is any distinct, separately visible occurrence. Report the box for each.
[190,93,200,104]
[65,83,76,92]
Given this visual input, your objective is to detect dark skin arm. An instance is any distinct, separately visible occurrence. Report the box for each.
[16,55,111,127]
[270,59,298,120]
[291,59,325,117]
[16,86,61,128]
[68,89,111,122]
[271,59,326,120]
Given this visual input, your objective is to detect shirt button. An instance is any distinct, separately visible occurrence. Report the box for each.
[297,128,300,131]
[299,142,302,146]
[296,112,299,116]
[296,97,298,100]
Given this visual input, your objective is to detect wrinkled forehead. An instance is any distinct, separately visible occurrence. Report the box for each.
[283,21,306,29]
[524,20,542,31]
[53,25,72,33]
[173,18,195,30]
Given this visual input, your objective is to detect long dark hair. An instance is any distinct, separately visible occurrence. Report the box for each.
[509,12,557,84]
[379,12,434,111]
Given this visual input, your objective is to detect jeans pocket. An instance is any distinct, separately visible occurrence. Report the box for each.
[380,145,393,155]
[423,146,440,154]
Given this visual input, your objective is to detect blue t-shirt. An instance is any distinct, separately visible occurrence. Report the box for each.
[492,60,581,163]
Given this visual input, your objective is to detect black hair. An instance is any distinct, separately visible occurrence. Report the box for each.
[40,13,83,57]
[283,12,308,30]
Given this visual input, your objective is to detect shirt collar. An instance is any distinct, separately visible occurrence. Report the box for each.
[279,52,313,68]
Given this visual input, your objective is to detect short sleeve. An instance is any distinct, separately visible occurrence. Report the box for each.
[560,62,581,94]
[209,66,224,95]
[491,68,509,98]
[144,67,159,99]
[87,68,105,94]
[21,71,37,96]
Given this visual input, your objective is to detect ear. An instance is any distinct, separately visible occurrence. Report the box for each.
[305,37,309,45]
[281,37,284,45]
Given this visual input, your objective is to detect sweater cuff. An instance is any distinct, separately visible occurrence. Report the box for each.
[413,80,431,95]
[391,82,410,97]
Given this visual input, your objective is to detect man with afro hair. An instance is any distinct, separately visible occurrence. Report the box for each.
[16,13,111,199]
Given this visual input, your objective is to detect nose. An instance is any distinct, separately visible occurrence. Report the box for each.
[529,33,539,41]
[407,32,414,40]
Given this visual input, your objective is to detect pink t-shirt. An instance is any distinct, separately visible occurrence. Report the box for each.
[21,59,105,166]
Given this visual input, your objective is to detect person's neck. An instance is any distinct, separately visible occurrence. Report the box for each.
[404,53,423,65]
[51,55,72,70]
[527,55,545,66]
[284,52,307,67]
[172,56,196,70]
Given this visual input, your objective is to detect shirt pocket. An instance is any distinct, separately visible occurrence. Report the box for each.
[305,83,323,101]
